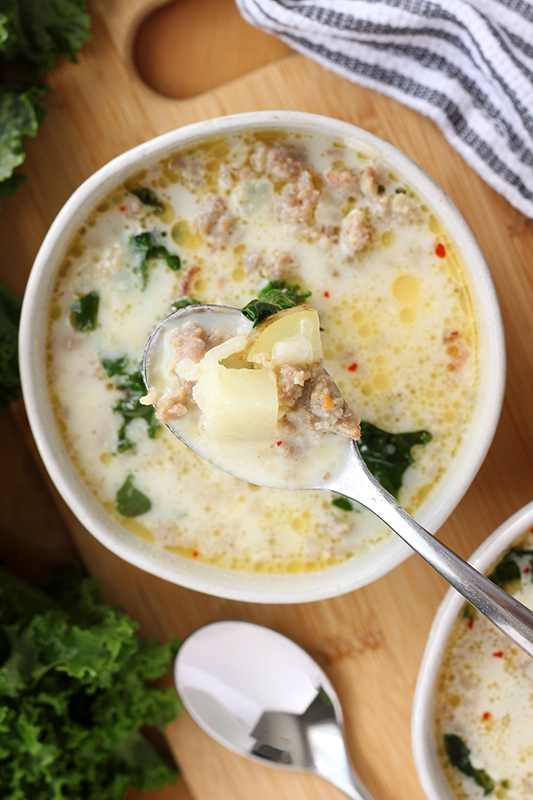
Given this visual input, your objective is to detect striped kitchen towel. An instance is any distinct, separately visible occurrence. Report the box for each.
[235,0,533,218]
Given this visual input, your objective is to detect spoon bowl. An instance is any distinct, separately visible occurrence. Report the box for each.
[145,305,533,657]
[175,620,374,799]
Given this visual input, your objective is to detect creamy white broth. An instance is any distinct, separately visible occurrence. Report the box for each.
[47,131,479,572]
[435,531,533,799]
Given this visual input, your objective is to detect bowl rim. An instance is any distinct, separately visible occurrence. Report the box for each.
[19,109,506,602]
[411,499,533,800]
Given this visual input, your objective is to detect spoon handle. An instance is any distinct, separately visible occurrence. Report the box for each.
[329,442,533,658]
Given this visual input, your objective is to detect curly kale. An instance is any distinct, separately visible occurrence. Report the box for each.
[0,0,91,205]
[0,562,181,800]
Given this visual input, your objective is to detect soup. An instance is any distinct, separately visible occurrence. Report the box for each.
[46,130,479,573]
[435,530,533,799]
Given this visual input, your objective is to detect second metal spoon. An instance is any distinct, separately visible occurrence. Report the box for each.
[175,620,374,800]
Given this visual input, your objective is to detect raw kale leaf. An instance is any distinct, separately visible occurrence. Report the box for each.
[241,280,312,327]
[0,282,22,412]
[0,561,180,800]
[130,186,165,213]
[102,356,159,452]
[116,474,151,517]
[358,420,431,499]
[443,733,495,795]
[0,0,91,80]
[130,231,181,288]
[70,289,99,331]
[0,84,46,182]
[0,1,91,204]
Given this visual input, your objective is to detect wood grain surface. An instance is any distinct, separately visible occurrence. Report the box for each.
[2,1,533,798]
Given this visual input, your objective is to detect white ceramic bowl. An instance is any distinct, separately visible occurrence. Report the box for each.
[19,111,505,602]
[412,500,533,799]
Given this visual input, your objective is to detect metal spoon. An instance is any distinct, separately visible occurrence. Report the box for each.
[175,620,374,799]
[144,305,533,657]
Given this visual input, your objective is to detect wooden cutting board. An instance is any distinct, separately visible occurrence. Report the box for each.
[3,1,533,798]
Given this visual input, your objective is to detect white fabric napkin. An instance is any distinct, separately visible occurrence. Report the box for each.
[236,0,533,218]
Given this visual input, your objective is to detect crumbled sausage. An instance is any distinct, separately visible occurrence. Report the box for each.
[249,141,267,173]
[360,166,382,197]
[193,194,236,244]
[265,251,298,281]
[155,322,225,423]
[155,383,191,422]
[244,250,298,280]
[265,143,305,181]
[276,364,311,410]
[278,171,319,230]
[323,168,360,198]
[169,322,209,363]
[340,207,371,258]
[389,192,422,222]
[287,365,361,440]
[170,156,205,186]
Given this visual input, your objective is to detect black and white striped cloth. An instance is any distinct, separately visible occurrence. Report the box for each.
[235,0,533,218]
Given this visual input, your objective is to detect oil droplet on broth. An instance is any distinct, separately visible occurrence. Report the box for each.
[171,219,203,248]
[392,273,422,304]
[373,372,391,392]
[381,230,396,247]
[399,307,417,324]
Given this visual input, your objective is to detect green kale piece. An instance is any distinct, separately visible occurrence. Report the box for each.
[490,547,533,589]
[331,497,353,511]
[0,0,91,81]
[358,420,432,499]
[462,602,476,622]
[0,561,180,800]
[130,186,165,212]
[130,231,181,288]
[70,289,99,331]
[116,474,151,518]
[171,297,202,311]
[443,733,495,795]
[0,84,46,187]
[0,1,91,204]
[102,356,159,453]
[0,282,22,412]
[241,280,311,327]
[490,551,521,589]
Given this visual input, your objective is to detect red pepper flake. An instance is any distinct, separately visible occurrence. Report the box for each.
[118,204,127,212]
[192,550,199,558]
[492,650,504,658]
[467,619,474,629]
[348,362,358,372]
[482,711,491,721]
[435,242,446,258]
[524,566,531,574]
[324,290,330,298]
[276,441,283,446]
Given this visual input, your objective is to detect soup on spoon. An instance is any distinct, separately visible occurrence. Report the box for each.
[143,304,533,657]
[142,303,362,488]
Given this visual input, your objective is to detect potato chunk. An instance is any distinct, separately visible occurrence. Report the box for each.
[193,358,278,442]
[246,305,323,366]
